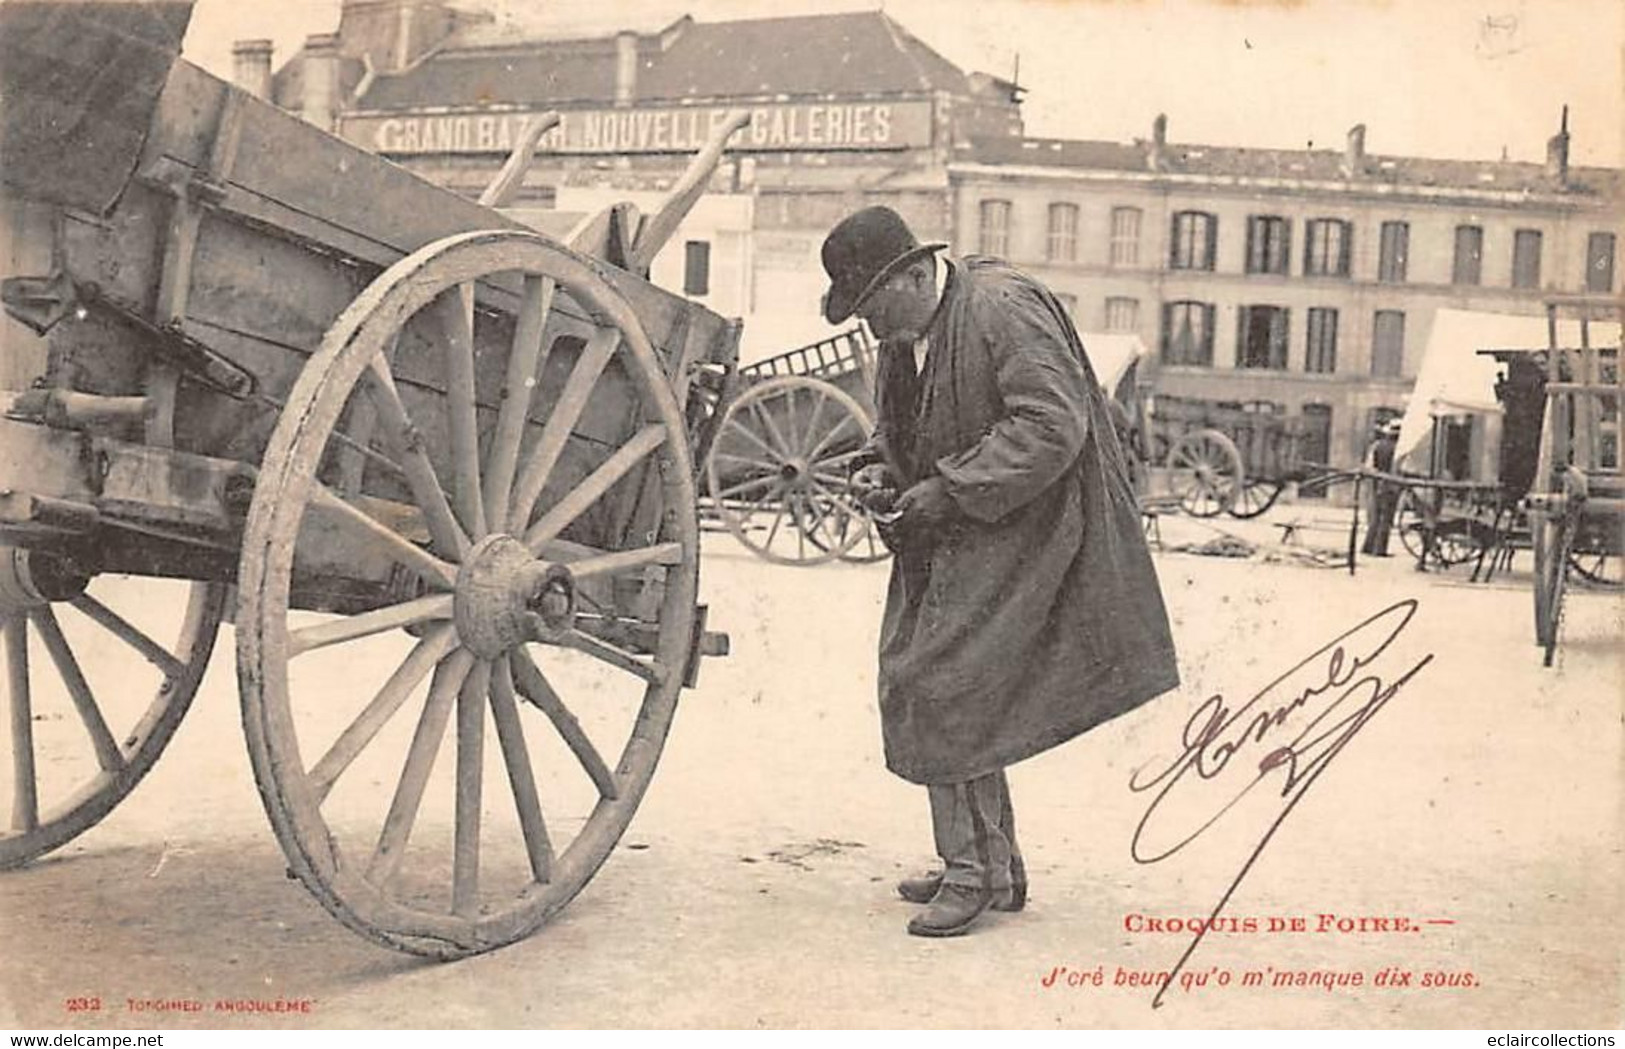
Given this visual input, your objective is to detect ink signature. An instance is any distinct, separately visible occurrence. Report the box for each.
[1128,599,1434,1009]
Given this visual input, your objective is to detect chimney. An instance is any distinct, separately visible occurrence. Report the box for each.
[302,32,341,133]
[232,39,273,99]
[1148,113,1167,172]
[1546,105,1570,186]
[1342,123,1366,178]
[614,30,639,107]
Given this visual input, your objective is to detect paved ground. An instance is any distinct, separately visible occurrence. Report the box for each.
[1,506,1620,1030]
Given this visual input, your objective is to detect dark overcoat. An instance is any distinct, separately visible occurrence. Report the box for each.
[868,255,1179,784]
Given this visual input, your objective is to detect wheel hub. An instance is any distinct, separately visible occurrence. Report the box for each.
[779,458,809,486]
[0,547,90,616]
[453,535,575,659]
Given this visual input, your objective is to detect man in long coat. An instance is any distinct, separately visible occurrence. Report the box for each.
[819,206,1180,937]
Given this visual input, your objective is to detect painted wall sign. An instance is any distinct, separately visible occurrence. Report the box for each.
[341,100,934,155]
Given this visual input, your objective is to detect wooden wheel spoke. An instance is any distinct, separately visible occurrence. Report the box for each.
[69,595,186,679]
[367,648,473,886]
[747,398,795,459]
[567,542,683,579]
[5,618,38,832]
[308,625,459,802]
[433,285,488,539]
[484,274,556,528]
[524,424,668,553]
[288,593,454,657]
[803,413,859,466]
[815,447,868,471]
[715,473,778,502]
[800,391,831,457]
[763,501,789,549]
[725,416,786,464]
[309,484,458,589]
[488,658,553,882]
[510,649,618,800]
[555,624,667,685]
[508,327,621,533]
[808,478,867,525]
[362,358,470,559]
[453,659,489,916]
[782,383,803,455]
[30,608,124,774]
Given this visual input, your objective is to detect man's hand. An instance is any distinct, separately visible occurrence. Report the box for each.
[895,476,958,533]
[850,462,897,512]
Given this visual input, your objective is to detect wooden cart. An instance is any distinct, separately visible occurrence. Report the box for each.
[1523,296,1622,665]
[1138,393,1310,519]
[1,4,742,957]
[703,328,889,564]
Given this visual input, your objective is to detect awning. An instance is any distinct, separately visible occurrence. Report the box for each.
[1396,308,1622,463]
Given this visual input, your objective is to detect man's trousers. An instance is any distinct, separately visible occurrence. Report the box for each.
[927,769,1023,892]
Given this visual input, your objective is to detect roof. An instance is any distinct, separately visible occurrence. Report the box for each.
[356,11,972,110]
[955,136,1625,199]
[1397,308,1623,462]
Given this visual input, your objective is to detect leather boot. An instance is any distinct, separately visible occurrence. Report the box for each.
[906,883,995,937]
[897,870,1025,911]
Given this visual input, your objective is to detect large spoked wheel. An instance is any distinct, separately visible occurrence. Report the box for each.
[1227,479,1284,520]
[0,555,223,869]
[1167,429,1243,518]
[706,375,873,565]
[238,229,700,957]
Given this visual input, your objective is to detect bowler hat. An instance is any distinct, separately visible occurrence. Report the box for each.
[820,206,947,324]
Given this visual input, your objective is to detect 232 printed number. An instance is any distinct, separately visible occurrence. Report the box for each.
[64,997,103,1012]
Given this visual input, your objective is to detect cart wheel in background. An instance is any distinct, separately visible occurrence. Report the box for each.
[1226,479,1284,520]
[0,557,223,869]
[1395,488,1432,563]
[238,229,701,957]
[705,375,873,565]
[1167,429,1242,518]
[1,355,225,870]
[1567,550,1622,587]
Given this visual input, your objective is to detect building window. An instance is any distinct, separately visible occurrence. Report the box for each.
[1169,211,1217,271]
[1245,215,1291,275]
[1161,301,1215,366]
[978,199,1011,256]
[1306,307,1338,373]
[1586,232,1615,293]
[1512,229,1543,289]
[1046,203,1078,263]
[1054,292,1078,316]
[1378,221,1409,283]
[1372,309,1406,377]
[1299,404,1334,497]
[1453,225,1483,285]
[1105,296,1139,333]
[1237,305,1290,369]
[1303,218,1351,277]
[1110,207,1142,267]
[683,240,710,296]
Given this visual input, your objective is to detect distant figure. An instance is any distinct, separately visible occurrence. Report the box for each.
[1361,419,1401,557]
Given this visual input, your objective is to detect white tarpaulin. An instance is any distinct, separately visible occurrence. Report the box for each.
[1396,308,1622,462]
[1079,332,1151,394]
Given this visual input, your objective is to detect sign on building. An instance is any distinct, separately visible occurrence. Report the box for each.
[342,100,934,156]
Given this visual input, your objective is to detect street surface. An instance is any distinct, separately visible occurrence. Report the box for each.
[1,507,1620,1029]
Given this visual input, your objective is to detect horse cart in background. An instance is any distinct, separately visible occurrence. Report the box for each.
[703,327,888,565]
[1135,392,1312,519]
[1,3,743,957]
